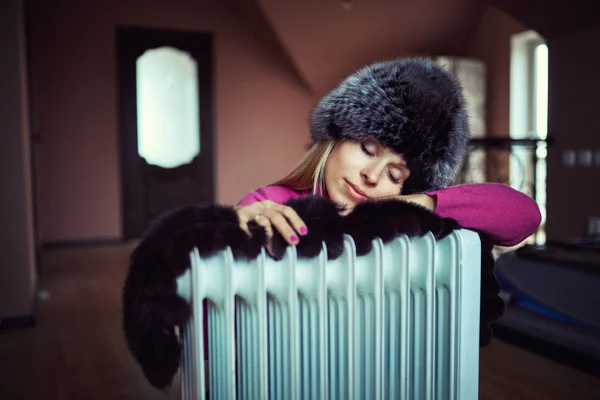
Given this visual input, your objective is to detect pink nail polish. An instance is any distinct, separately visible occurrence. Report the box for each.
[290,235,298,242]
[300,226,308,235]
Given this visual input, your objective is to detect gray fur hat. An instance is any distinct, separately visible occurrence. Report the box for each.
[310,57,470,194]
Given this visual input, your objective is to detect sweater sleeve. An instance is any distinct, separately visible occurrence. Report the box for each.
[427,183,542,247]
[237,186,305,207]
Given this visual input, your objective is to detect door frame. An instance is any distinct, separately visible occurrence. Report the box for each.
[116,25,215,240]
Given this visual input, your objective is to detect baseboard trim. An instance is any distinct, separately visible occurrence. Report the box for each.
[41,237,126,250]
[0,315,35,331]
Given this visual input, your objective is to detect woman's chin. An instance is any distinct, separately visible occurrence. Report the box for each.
[327,191,356,215]
[338,207,352,216]
[336,200,356,216]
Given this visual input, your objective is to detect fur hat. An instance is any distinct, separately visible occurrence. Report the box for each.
[310,57,470,194]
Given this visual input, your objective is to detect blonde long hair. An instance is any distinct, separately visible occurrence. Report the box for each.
[269,140,337,196]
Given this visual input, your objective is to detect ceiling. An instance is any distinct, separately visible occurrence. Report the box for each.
[223,0,599,95]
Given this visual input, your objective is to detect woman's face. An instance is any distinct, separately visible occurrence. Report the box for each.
[324,139,411,211]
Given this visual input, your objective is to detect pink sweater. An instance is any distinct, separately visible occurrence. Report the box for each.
[237,183,541,247]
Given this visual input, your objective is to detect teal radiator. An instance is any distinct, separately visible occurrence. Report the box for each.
[176,230,481,399]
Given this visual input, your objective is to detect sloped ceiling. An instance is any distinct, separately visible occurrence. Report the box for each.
[223,0,600,95]
[221,0,313,93]
[224,0,485,96]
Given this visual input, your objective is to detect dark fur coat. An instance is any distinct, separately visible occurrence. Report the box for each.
[122,196,504,389]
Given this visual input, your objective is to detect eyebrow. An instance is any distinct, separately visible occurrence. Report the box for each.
[390,159,407,169]
[371,140,408,169]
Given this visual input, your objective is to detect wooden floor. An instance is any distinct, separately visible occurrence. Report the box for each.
[1,245,599,400]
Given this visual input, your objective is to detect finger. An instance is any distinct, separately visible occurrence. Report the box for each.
[273,204,308,236]
[265,241,275,258]
[236,212,252,237]
[239,220,251,237]
[254,215,276,255]
[236,202,270,236]
[253,214,274,240]
[263,210,300,246]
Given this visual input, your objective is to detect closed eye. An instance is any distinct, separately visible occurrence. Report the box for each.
[361,143,375,156]
[388,171,401,184]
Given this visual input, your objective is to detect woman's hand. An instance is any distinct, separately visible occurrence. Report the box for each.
[235,200,308,255]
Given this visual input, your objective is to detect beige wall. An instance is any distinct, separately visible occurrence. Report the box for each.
[0,0,37,318]
[545,28,600,240]
[468,6,526,139]
[28,0,314,243]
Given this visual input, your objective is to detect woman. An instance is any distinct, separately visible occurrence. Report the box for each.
[235,57,541,250]
[123,58,531,390]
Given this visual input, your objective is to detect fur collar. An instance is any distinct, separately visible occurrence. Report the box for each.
[122,196,503,389]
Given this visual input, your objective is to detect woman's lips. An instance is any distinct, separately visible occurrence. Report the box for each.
[345,179,368,201]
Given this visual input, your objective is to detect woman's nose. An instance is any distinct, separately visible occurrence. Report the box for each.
[361,167,381,185]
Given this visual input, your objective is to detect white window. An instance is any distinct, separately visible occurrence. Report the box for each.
[510,30,548,245]
[136,46,201,169]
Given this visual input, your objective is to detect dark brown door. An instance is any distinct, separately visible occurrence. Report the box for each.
[117,26,215,239]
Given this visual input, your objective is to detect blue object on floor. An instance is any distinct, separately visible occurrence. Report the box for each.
[496,270,587,328]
